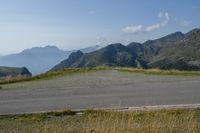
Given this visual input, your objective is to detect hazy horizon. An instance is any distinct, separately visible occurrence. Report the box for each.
[0,28,196,56]
[0,0,199,55]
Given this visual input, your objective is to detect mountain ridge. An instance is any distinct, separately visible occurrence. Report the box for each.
[51,28,200,71]
[0,45,101,74]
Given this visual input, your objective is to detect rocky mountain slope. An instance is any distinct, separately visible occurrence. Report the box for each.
[52,28,200,71]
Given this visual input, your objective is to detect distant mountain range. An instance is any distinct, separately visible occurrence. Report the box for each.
[0,45,101,75]
[0,66,31,79]
[52,28,200,71]
[1,28,200,76]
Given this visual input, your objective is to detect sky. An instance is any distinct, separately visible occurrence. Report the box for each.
[0,0,200,55]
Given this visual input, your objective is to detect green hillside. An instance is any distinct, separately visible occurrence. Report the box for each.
[51,43,147,71]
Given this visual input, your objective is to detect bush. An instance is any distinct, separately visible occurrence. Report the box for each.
[46,109,76,116]
[0,86,2,89]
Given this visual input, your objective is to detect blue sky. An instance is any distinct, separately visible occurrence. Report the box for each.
[0,0,199,55]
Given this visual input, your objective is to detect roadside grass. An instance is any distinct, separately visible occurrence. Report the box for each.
[0,108,200,133]
[116,67,200,76]
[1,66,200,85]
[0,109,76,122]
[0,66,110,85]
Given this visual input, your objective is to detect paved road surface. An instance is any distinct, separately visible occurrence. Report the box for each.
[0,70,200,115]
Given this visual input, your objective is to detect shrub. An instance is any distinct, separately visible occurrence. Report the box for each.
[46,109,76,116]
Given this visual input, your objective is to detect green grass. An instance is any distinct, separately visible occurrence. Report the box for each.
[0,108,200,133]
[1,66,200,85]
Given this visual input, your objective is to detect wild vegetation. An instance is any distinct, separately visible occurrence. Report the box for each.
[0,108,200,133]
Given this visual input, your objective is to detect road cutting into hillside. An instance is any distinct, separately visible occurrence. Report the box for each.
[1,70,200,115]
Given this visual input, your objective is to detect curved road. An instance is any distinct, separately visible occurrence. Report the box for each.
[1,70,200,115]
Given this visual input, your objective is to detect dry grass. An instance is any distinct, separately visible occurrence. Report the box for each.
[0,67,110,85]
[116,67,200,76]
[81,109,200,133]
[1,66,200,86]
[0,108,200,133]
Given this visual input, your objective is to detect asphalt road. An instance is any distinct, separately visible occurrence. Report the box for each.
[1,70,200,115]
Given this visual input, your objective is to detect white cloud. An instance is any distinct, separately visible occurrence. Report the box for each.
[145,23,161,32]
[122,25,143,33]
[122,12,170,33]
[180,20,191,28]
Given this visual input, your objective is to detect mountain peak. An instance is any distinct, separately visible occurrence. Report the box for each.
[156,31,184,42]
[0,45,102,75]
[21,45,64,55]
[51,50,84,71]
[103,43,130,53]
[143,31,184,46]
[44,45,60,50]
[106,43,124,49]
[23,45,60,52]
[73,50,83,55]
[185,28,200,36]
[79,45,102,53]
[189,28,200,32]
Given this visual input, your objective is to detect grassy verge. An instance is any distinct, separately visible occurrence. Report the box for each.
[1,66,200,85]
[116,67,200,76]
[0,108,200,133]
[0,66,110,85]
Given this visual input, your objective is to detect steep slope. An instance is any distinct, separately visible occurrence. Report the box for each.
[52,50,84,71]
[79,45,102,53]
[51,43,147,70]
[149,29,200,70]
[0,66,31,79]
[141,31,185,61]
